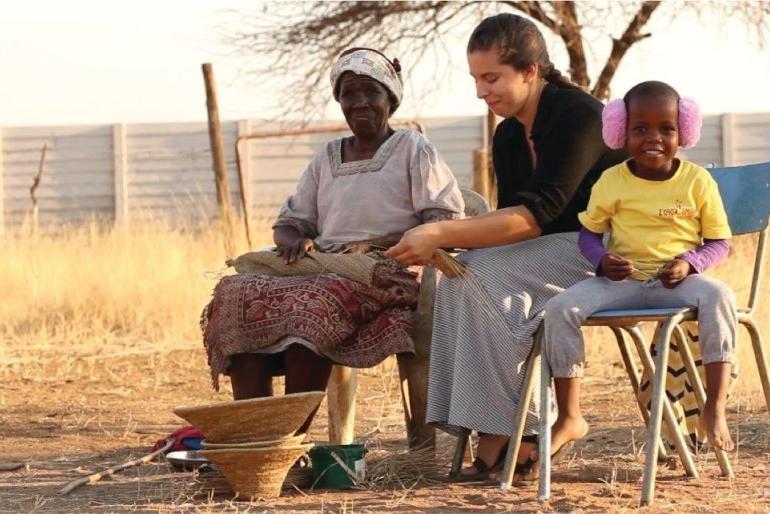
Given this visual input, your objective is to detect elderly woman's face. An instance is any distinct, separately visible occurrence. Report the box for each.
[338,73,391,138]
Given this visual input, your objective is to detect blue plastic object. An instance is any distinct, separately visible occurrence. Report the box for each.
[709,162,770,234]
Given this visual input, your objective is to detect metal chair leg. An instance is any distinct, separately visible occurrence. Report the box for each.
[641,318,689,506]
[623,325,699,481]
[611,327,668,461]
[500,330,542,490]
[673,325,734,478]
[538,328,552,502]
[450,431,472,478]
[740,315,770,417]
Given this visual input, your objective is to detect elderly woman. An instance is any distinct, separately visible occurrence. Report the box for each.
[200,48,464,432]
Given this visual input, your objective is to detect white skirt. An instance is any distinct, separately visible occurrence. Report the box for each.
[426,232,592,436]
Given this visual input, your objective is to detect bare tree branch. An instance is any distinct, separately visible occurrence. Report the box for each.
[223,1,770,121]
[550,1,589,87]
[591,1,661,100]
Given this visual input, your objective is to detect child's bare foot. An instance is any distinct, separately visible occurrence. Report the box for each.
[700,403,734,451]
[551,414,589,455]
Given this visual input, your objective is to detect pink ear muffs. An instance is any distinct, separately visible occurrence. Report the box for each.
[601,97,702,150]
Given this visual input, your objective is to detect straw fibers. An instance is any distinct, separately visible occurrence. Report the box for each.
[199,444,313,499]
[173,391,325,443]
[228,250,376,286]
[201,434,306,449]
[227,247,467,281]
[432,249,466,278]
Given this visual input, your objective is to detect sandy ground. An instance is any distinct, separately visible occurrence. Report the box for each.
[1,343,769,513]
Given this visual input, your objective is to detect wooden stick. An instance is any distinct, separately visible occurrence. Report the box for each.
[29,143,48,236]
[202,62,236,259]
[58,439,174,495]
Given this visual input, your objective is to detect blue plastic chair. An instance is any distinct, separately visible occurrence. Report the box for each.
[498,161,770,506]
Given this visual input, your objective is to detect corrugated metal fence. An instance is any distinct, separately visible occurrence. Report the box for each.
[1,113,768,233]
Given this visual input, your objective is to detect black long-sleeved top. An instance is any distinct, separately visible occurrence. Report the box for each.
[493,82,627,235]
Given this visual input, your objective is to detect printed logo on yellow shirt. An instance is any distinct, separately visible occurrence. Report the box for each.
[658,199,697,218]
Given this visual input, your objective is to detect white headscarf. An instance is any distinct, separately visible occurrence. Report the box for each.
[330,49,403,111]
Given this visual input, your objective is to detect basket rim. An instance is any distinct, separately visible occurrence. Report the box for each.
[199,443,314,456]
[202,434,305,449]
[173,391,325,415]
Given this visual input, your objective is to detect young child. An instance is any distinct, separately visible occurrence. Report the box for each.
[544,80,737,455]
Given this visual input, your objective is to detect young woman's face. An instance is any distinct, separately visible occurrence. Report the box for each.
[338,73,391,139]
[467,48,537,119]
[626,95,680,178]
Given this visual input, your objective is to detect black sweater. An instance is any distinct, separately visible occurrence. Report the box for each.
[493,83,627,235]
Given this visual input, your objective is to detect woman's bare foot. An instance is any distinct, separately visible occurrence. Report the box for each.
[700,402,734,451]
[550,414,589,457]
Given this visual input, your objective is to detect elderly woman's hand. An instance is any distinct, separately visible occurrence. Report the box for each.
[276,238,316,265]
[384,223,444,265]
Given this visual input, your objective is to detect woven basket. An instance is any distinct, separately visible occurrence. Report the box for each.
[200,444,313,499]
[173,391,325,443]
[202,434,306,449]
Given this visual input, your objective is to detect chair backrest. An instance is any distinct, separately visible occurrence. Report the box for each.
[709,162,770,235]
[460,187,491,217]
[708,161,770,313]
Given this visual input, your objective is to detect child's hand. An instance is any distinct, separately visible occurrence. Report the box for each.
[658,259,692,288]
[599,254,633,281]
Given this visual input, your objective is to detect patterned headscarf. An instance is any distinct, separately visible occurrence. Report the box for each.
[330,48,403,111]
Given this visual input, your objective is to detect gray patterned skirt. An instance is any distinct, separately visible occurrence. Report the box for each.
[426,232,592,437]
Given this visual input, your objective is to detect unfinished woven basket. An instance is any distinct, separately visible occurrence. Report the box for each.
[202,434,306,449]
[173,391,325,443]
[200,444,313,499]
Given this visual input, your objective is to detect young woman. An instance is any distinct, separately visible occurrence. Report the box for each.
[386,13,626,480]
[201,48,464,433]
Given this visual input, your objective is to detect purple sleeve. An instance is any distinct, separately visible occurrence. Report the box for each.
[578,227,608,271]
[678,239,730,273]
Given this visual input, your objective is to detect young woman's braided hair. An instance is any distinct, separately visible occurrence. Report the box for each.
[467,13,582,91]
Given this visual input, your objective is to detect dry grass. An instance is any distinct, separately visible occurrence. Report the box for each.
[0,219,272,355]
[1,223,767,404]
[0,222,769,512]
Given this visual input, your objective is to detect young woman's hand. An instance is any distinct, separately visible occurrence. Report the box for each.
[599,253,633,281]
[384,223,444,265]
[276,238,316,264]
[658,258,692,288]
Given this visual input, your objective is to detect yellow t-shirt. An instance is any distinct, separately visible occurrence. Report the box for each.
[578,159,731,278]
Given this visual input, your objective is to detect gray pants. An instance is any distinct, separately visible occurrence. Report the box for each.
[544,275,737,378]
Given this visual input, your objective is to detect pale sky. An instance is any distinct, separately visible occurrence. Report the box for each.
[1,1,769,127]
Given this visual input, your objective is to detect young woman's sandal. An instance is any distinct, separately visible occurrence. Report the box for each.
[453,434,540,483]
[452,442,509,482]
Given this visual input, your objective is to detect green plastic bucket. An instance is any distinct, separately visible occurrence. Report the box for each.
[308,444,367,489]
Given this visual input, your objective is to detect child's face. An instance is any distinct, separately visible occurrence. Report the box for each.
[626,95,680,178]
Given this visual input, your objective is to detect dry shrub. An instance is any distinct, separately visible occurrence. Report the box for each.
[0,218,273,355]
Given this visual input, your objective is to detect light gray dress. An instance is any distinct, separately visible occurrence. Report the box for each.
[274,128,464,249]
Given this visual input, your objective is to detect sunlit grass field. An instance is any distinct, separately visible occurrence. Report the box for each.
[1,220,767,409]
